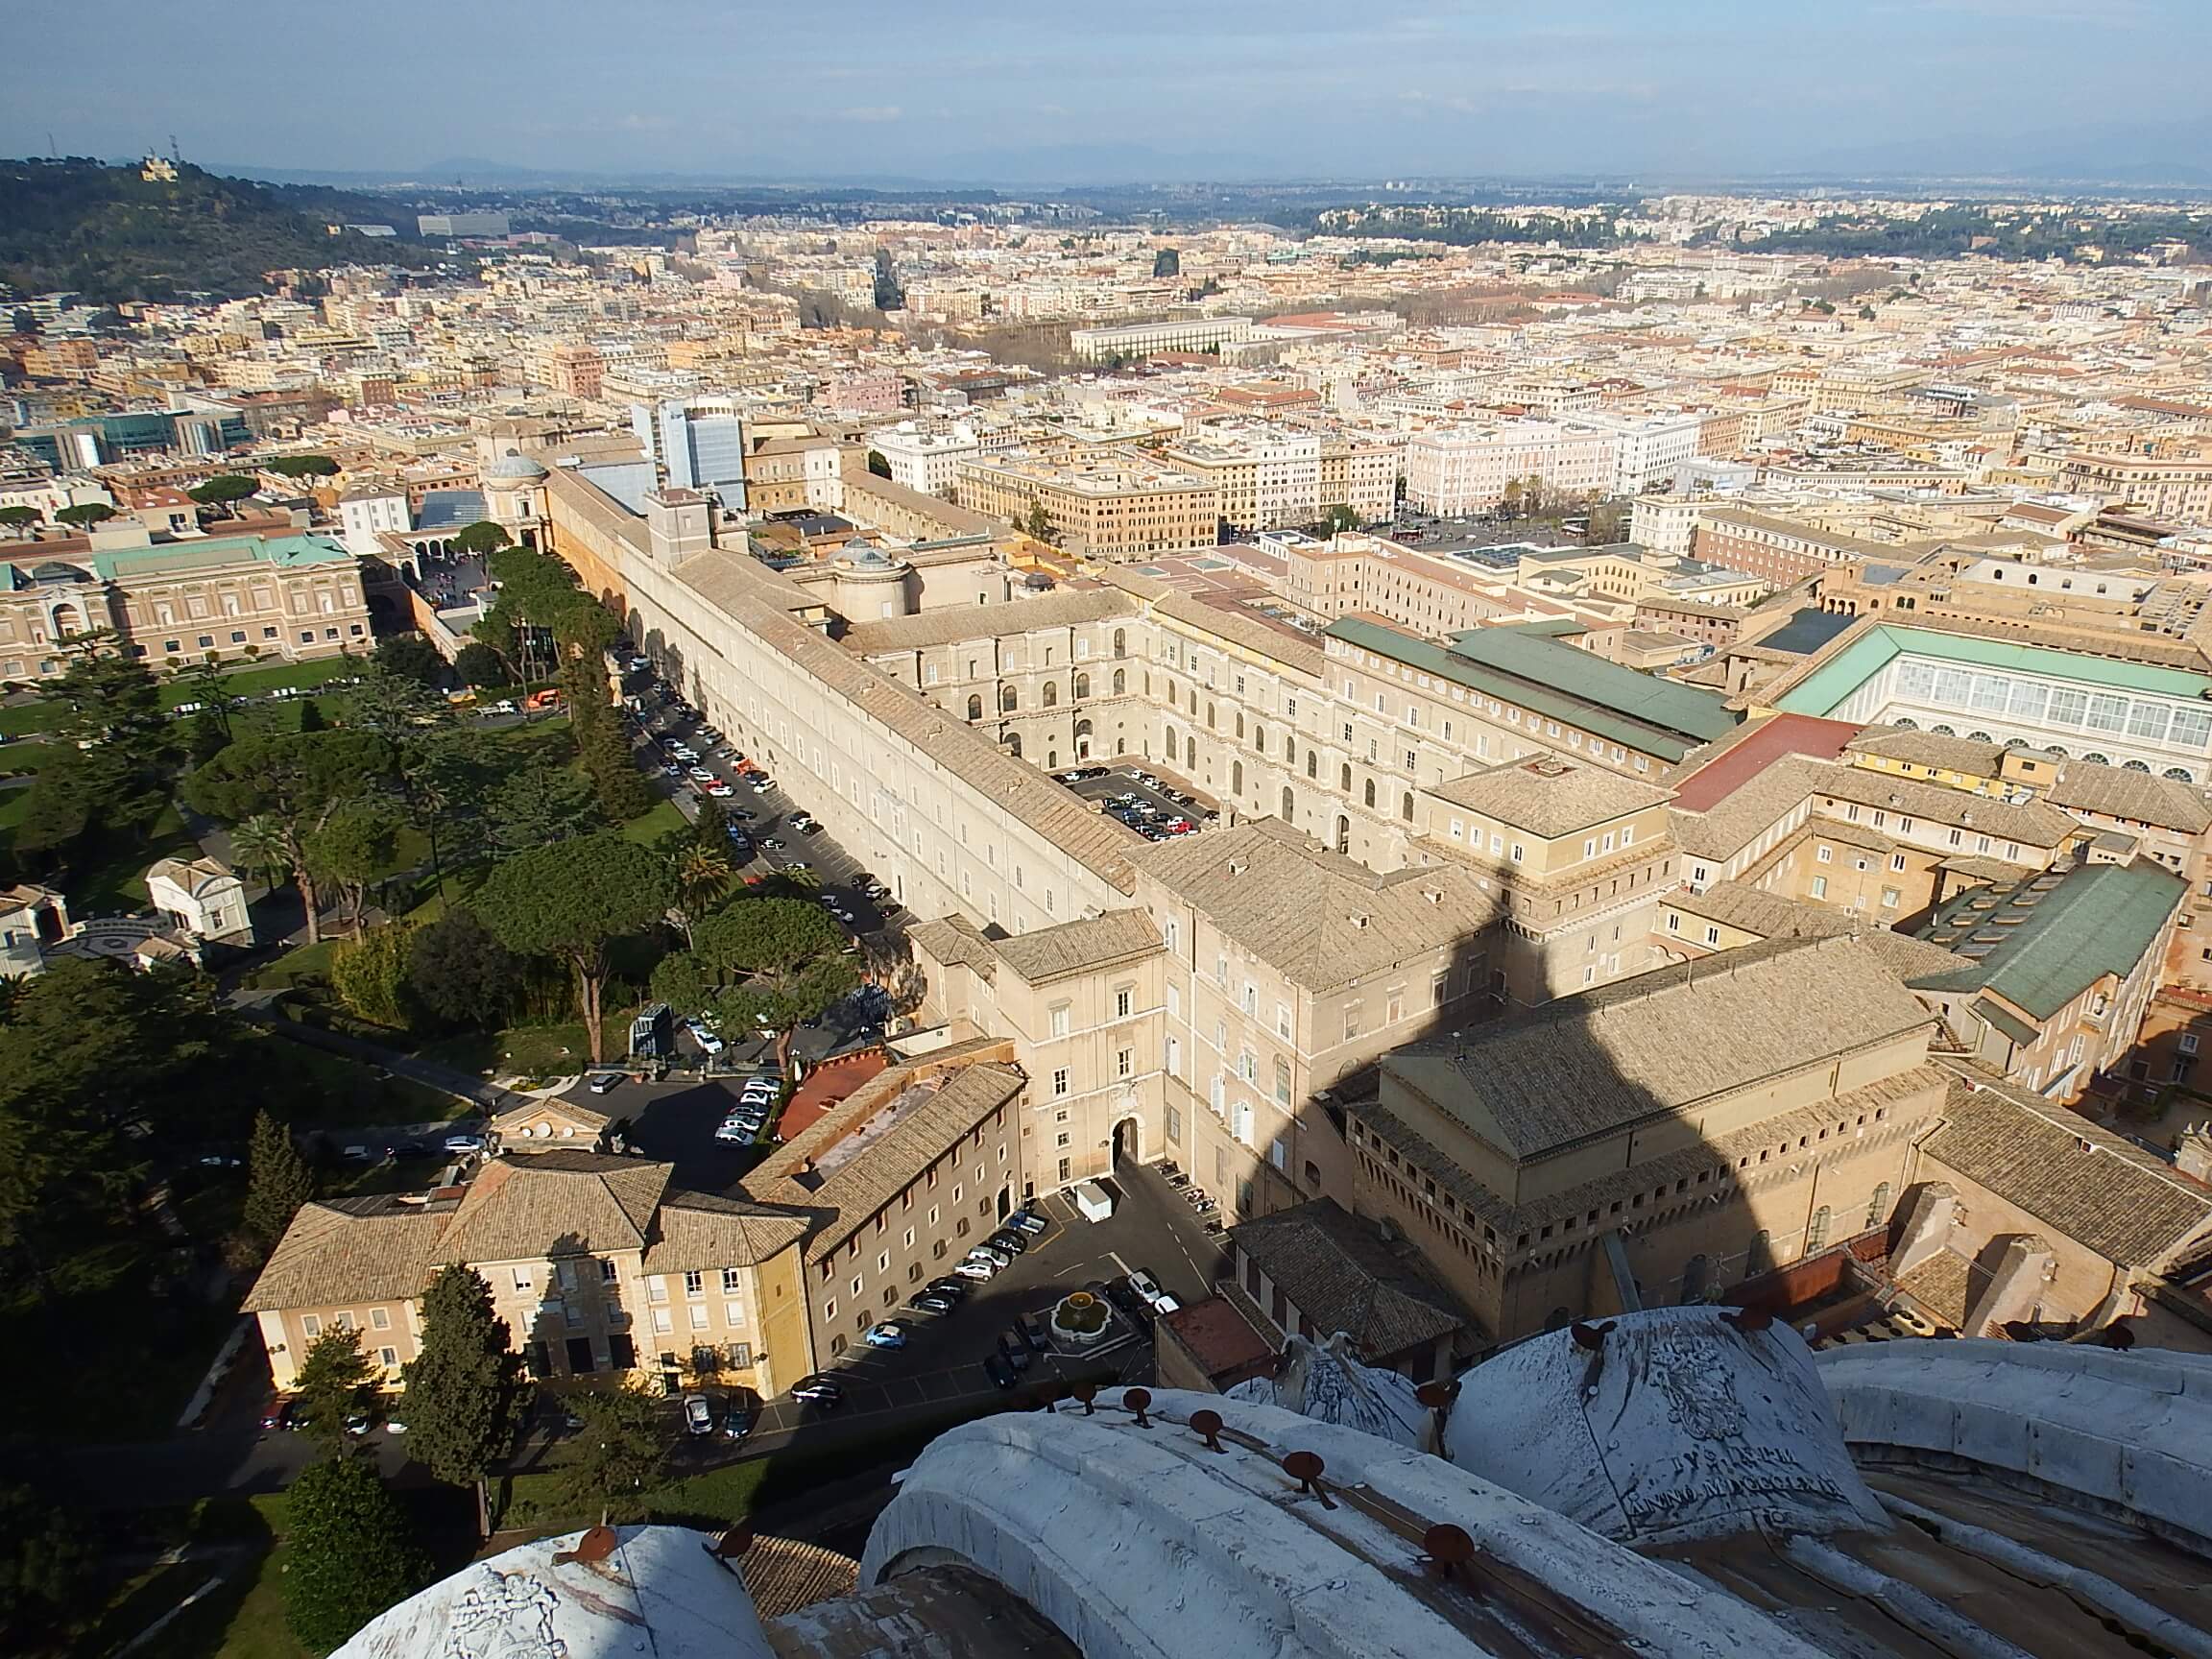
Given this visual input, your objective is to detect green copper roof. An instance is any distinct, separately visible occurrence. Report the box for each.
[1324,617,1739,760]
[1912,860,2185,1021]
[1774,624,2212,717]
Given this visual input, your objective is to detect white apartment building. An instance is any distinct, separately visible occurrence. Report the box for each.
[869,422,981,497]
[1568,412,1705,497]
[1070,317,1256,363]
[1404,422,1618,515]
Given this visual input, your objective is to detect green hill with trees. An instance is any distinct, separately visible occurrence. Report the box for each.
[0,157,431,303]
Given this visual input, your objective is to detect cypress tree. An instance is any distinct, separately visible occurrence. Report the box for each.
[282,1455,426,1651]
[400,1265,528,1525]
[244,1109,314,1250]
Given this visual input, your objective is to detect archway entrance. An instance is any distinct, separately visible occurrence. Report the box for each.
[1111,1117,1139,1166]
[1334,815,1351,855]
[996,1185,1012,1220]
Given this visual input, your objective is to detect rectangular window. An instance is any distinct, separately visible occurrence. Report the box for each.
[1052,1068,1069,1097]
[1811,875,1828,899]
[722,1267,743,1293]
[1166,1103,1183,1142]
[1048,1003,1070,1037]
[1114,986,1133,1019]
[1117,1047,1133,1078]
[370,1307,391,1330]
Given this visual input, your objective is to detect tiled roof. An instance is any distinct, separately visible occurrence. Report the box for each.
[907,914,998,981]
[1227,1197,1475,1357]
[1669,880,1967,982]
[1913,860,2186,1019]
[1845,725,2010,774]
[240,1195,454,1312]
[1813,762,2077,847]
[1922,1067,2212,1268]
[1134,819,1496,992]
[640,1191,810,1273]
[1385,935,1936,1159]
[1428,757,1672,838]
[989,908,1163,985]
[436,1153,672,1263]
[2047,761,2212,835]
[845,588,1136,655]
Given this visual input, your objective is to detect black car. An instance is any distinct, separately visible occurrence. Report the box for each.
[789,1375,845,1406]
[1100,1278,1146,1322]
[986,1230,1027,1257]
[981,1351,1018,1390]
[998,1334,1033,1373]
[1016,1313,1050,1354]
[908,1290,955,1314]
[926,1277,970,1300]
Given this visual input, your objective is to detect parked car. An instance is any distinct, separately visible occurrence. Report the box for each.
[706,781,734,799]
[981,1351,1018,1390]
[713,1120,755,1143]
[789,1375,845,1407]
[587,1072,622,1094]
[1016,1313,1050,1354]
[997,1334,1033,1372]
[749,777,774,792]
[758,836,785,851]
[1006,1210,1047,1237]
[688,1023,726,1056]
[722,1399,753,1439]
[444,1132,487,1154]
[967,1243,1012,1270]
[985,1230,1027,1257]
[683,1393,713,1435]
[908,1289,955,1314]
[926,1277,970,1301]
[863,1323,908,1349]
[952,1259,996,1281]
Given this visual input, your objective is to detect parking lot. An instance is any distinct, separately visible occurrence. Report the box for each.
[628,685,898,943]
[744,1160,1229,1442]
[1061,763,1215,840]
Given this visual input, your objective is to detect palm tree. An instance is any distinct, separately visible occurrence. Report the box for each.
[229,814,291,896]
[669,843,733,948]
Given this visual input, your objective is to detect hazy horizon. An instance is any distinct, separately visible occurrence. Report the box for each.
[12,1,2212,187]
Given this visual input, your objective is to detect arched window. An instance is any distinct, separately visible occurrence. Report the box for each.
[1113,629,1127,658]
[1000,685,1019,713]
[2124,759,2152,773]
[1166,724,1179,755]
[1072,673,1090,700]
[1306,752,1317,779]
[1931,724,1955,737]
[2082,752,2111,766]
[1363,779,1377,808]
[1401,792,1414,823]
[1112,668,1125,696]
[1966,731,1992,744]
[1043,682,1058,709]
[1283,736,1294,765]
[1206,702,1215,729]
[1892,717,1918,730]
[1805,1205,1831,1253]
[1185,736,1196,769]
[1232,760,1244,795]
[1680,1254,1709,1303]
[1253,724,1266,753]
[2165,766,2196,782]
[1865,1181,1893,1233]
[2044,745,2066,758]
[1235,711,1245,739]
[1302,1160,1320,1191]
[1281,785,1295,820]
[1744,1230,1773,1278]
[1006,733,1022,758]
[1340,763,1353,792]
[966,695,982,721]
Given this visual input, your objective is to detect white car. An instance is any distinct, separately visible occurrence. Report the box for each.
[705,781,733,799]
[966,1244,1012,1270]
[952,1259,997,1280]
[1125,1269,1175,1312]
[687,1022,726,1055]
[683,1394,713,1435]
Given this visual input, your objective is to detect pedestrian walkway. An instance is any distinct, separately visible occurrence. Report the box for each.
[228,989,526,1116]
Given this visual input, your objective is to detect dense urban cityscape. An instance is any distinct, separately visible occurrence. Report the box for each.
[8,12,2212,1653]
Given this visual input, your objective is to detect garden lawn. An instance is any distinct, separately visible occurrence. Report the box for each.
[73,801,199,912]
[159,656,358,709]
[618,798,685,845]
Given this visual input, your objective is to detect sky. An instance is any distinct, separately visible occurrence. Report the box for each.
[10,0,2212,184]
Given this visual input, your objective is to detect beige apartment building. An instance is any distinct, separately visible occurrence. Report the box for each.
[0,521,371,680]
[2058,447,2212,520]
[912,912,1168,1188]
[244,1151,811,1402]
[954,453,1219,560]
[1162,428,1320,533]
[1347,935,1949,1341]
[746,1042,1029,1363]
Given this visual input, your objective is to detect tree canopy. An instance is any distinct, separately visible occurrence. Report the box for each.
[473,834,671,1061]
[650,896,856,1058]
[184,729,397,944]
[400,1264,529,1493]
[186,474,259,514]
[264,454,340,479]
[486,762,605,852]
[405,907,520,1031]
[294,1325,379,1455]
[565,1382,672,1525]
[13,634,175,871]
[244,1108,314,1251]
[280,1455,427,1652]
